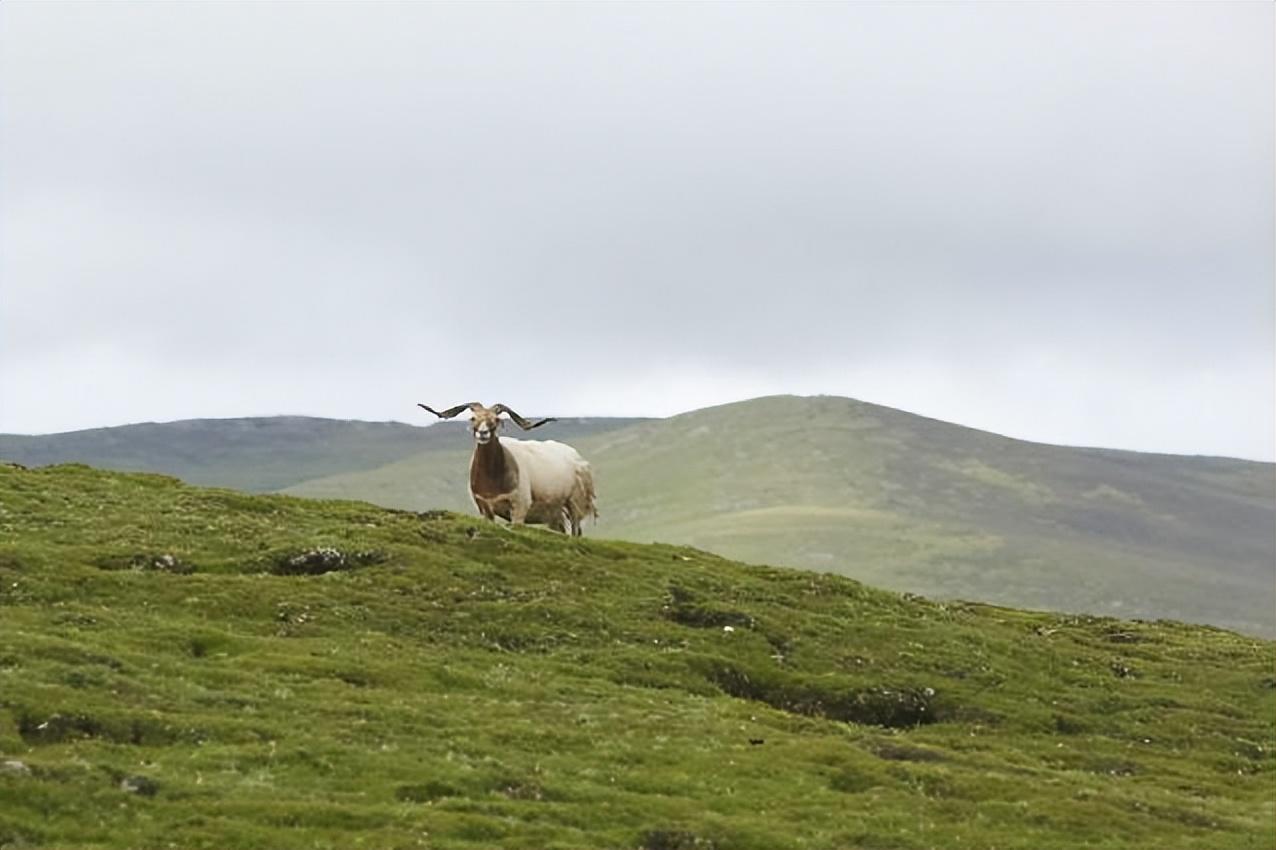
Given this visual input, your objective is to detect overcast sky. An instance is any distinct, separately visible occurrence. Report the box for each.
[1,3,1272,460]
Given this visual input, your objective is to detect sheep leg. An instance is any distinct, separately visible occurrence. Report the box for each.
[546,507,568,534]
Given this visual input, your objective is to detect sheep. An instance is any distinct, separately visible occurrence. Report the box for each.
[417,402,598,536]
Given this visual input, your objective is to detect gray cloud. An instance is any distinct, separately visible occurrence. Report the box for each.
[1,2,1271,459]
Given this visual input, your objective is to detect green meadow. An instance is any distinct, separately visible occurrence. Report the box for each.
[6,397,1270,636]
[285,397,1276,637]
[1,463,1272,849]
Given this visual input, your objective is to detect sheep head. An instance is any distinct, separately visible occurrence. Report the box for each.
[417,402,555,445]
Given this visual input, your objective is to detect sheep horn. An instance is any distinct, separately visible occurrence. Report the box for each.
[492,404,555,430]
[417,403,482,419]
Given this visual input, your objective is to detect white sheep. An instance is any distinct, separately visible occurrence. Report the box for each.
[417,402,598,536]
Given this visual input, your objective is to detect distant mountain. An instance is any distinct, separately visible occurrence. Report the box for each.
[284,396,1276,636]
[0,415,648,493]
[0,417,429,492]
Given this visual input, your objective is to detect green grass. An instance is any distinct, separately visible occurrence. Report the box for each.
[1,463,1273,849]
[284,395,1276,636]
[7,398,1271,635]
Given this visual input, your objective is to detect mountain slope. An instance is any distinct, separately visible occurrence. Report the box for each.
[0,463,1273,849]
[285,396,1276,636]
[0,417,428,492]
[280,417,649,507]
[0,415,645,493]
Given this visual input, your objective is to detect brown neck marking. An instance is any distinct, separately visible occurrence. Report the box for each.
[470,438,516,498]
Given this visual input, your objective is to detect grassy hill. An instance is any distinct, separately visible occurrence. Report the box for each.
[1,462,1273,849]
[0,417,428,492]
[0,416,644,493]
[277,416,648,509]
[284,396,1276,637]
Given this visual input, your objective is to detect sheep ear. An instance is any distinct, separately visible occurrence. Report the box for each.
[492,404,555,430]
[418,403,482,419]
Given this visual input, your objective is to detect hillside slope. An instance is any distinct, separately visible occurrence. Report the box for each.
[0,415,645,493]
[286,396,1276,637]
[0,463,1273,849]
[0,417,429,492]
[282,417,649,507]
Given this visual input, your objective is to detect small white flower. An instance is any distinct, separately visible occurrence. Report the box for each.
[722,626,735,633]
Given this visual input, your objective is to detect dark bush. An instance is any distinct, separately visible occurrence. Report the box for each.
[417,510,451,521]
[707,664,942,728]
[17,710,193,746]
[640,829,716,850]
[1053,713,1089,735]
[395,781,458,803]
[830,767,884,793]
[17,711,102,744]
[870,740,947,762]
[663,584,755,630]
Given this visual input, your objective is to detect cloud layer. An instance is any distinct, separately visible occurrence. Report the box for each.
[2,3,1271,458]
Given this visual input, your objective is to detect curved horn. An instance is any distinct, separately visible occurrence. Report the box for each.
[417,402,482,419]
[492,404,555,430]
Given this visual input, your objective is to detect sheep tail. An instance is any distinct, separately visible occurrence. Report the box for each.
[575,463,599,522]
